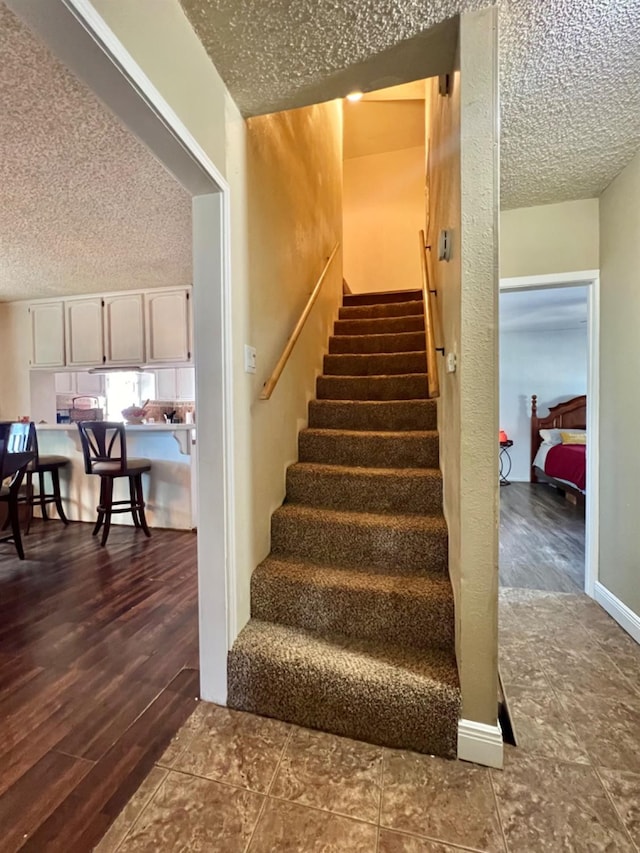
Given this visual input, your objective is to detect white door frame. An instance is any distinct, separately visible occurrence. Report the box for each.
[499,270,600,598]
[9,0,237,702]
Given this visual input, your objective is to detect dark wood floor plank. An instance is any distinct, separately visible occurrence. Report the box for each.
[0,521,199,849]
[500,483,585,591]
[19,669,199,852]
[0,751,93,853]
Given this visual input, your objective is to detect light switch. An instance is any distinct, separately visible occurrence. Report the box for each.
[244,344,257,374]
[446,352,457,374]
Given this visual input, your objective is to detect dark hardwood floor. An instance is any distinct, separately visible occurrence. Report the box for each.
[500,482,585,592]
[0,521,199,852]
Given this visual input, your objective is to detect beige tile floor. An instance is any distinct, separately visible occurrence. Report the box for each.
[96,589,640,852]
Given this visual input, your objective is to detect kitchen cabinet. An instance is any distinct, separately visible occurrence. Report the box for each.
[155,368,177,401]
[65,298,104,367]
[153,367,196,402]
[75,372,105,396]
[103,294,145,365]
[145,289,192,364]
[176,367,196,401]
[54,372,105,396]
[29,302,65,368]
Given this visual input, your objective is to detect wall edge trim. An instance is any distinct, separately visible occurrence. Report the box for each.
[594,582,640,645]
[457,719,503,768]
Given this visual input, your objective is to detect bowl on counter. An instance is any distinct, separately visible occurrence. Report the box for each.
[121,406,149,425]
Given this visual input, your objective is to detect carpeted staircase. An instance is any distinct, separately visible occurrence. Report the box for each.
[228,289,461,758]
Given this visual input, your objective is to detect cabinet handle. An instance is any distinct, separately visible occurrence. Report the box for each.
[103,355,106,363]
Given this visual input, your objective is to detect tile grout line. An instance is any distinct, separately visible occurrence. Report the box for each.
[488,767,511,853]
[243,724,294,853]
[111,766,169,853]
[592,765,640,853]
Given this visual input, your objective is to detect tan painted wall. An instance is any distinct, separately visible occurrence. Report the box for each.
[599,148,640,616]
[0,302,30,420]
[343,145,425,293]
[501,199,599,279]
[89,0,344,632]
[429,7,500,726]
[230,103,343,625]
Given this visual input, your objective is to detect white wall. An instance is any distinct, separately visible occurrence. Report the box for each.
[501,199,599,279]
[343,145,425,293]
[500,327,588,481]
[0,302,30,420]
[599,146,640,618]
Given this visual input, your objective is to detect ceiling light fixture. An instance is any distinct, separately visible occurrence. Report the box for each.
[346,91,363,102]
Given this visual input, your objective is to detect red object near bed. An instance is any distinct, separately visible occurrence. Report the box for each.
[544,444,586,492]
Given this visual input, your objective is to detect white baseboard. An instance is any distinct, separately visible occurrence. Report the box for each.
[457,719,503,768]
[594,582,640,644]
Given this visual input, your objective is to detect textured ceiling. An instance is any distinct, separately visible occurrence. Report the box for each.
[180,0,640,209]
[0,3,192,303]
[500,286,588,333]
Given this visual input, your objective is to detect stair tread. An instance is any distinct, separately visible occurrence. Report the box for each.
[301,427,437,438]
[288,461,441,478]
[274,502,447,532]
[255,554,453,597]
[232,619,460,690]
[320,372,427,379]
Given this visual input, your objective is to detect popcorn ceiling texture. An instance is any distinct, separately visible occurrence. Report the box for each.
[180,0,640,209]
[0,3,192,302]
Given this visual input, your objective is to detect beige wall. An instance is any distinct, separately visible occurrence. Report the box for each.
[501,199,599,279]
[343,145,425,293]
[599,148,640,616]
[231,103,344,625]
[429,6,500,726]
[0,302,30,420]
[90,0,344,633]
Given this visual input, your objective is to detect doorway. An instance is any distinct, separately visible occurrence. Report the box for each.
[8,0,237,703]
[499,271,600,597]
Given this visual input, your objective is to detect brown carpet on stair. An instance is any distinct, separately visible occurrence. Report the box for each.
[228,289,460,758]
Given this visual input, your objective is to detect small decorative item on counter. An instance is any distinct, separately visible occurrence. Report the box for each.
[121,405,149,425]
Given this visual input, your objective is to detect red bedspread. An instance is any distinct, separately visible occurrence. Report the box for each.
[544,444,586,492]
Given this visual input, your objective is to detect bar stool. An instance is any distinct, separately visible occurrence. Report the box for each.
[77,421,152,546]
[20,423,70,532]
[0,422,36,559]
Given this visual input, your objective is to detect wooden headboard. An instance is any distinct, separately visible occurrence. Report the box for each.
[530,394,587,482]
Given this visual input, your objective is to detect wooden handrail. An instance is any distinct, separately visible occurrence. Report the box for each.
[260,243,340,400]
[419,229,440,399]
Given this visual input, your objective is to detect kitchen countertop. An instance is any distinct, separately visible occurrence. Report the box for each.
[37,423,195,431]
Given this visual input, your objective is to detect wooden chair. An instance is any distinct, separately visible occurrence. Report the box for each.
[77,422,152,546]
[0,422,36,560]
[13,422,70,532]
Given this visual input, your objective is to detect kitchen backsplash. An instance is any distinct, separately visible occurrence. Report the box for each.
[144,400,195,424]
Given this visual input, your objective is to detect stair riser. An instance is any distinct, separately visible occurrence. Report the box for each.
[308,401,437,432]
[343,290,422,306]
[329,332,426,354]
[251,571,455,650]
[286,467,442,515]
[299,432,439,469]
[323,352,427,376]
[338,301,424,320]
[271,513,448,573]
[228,651,459,757]
[317,375,428,401]
[334,316,425,336]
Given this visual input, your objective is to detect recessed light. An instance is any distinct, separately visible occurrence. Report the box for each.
[346,91,363,102]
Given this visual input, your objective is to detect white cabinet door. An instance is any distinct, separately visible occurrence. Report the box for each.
[30,302,65,367]
[65,298,105,367]
[103,293,145,365]
[75,372,105,396]
[176,367,196,401]
[154,368,177,401]
[54,372,76,394]
[145,289,192,363]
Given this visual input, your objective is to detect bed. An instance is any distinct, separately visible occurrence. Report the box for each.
[530,394,587,502]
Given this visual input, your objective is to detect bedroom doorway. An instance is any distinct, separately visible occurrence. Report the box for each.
[498,270,599,597]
